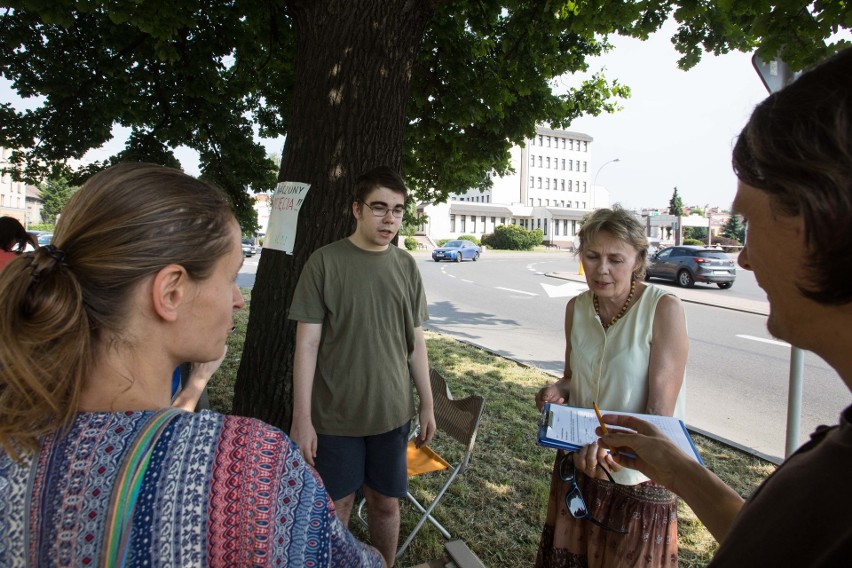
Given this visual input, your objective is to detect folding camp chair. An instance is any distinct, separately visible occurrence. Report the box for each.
[359,368,486,560]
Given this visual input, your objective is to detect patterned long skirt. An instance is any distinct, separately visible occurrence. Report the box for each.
[535,452,678,568]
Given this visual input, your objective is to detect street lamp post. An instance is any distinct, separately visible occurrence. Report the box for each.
[593,158,620,187]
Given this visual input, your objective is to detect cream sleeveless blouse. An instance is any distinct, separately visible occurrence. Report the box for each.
[568,284,686,485]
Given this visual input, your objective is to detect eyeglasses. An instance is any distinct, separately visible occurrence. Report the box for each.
[359,200,405,219]
[558,452,627,534]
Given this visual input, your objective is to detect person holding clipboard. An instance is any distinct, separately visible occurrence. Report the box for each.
[599,48,852,566]
[534,205,689,568]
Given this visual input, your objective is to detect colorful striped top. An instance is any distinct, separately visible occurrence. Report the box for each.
[0,410,383,567]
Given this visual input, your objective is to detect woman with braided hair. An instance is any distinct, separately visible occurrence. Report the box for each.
[0,163,385,567]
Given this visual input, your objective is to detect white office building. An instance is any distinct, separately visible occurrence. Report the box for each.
[417,126,609,247]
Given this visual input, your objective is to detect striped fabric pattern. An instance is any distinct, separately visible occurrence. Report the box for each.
[0,410,382,567]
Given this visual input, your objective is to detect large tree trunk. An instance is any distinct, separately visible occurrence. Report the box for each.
[232,0,434,430]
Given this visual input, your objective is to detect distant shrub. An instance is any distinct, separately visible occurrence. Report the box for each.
[28,223,54,232]
[712,236,741,247]
[529,228,544,247]
[458,234,480,246]
[404,237,418,251]
[436,238,450,247]
[684,238,705,246]
[481,225,542,250]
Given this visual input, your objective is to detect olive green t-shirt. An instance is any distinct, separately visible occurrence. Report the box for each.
[289,238,429,436]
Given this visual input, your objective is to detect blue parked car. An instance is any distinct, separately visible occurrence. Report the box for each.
[432,240,481,262]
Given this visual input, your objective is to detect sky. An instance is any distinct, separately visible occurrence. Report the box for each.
[563,20,771,211]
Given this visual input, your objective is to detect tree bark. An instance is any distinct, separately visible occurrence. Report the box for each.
[232,0,434,431]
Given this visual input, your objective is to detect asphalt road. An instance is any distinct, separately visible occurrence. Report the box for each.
[413,250,848,463]
[239,248,850,462]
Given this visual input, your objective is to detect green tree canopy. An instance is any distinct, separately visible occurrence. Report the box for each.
[38,175,76,225]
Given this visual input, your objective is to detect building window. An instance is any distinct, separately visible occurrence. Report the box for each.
[450,214,456,232]
[568,180,573,191]
[538,135,543,145]
[575,160,580,171]
[529,198,534,206]
[561,180,565,191]
[491,216,496,225]
[537,199,542,206]
[582,202,586,208]
[547,136,551,147]
[546,157,550,169]
[583,182,587,192]
[562,138,566,149]
[544,219,548,235]
[461,215,466,232]
[564,220,568,235]
[569,139,574,150]
[583,161,587,172]
[538,156,542,167]
[553,178,558,190]
[537,177,542,188]
[546,178,550,189]
[501,217,506,224]
[555,221,559,236]
[530,154,535,167]
[583,141,588,152]
[471,216,476,233]
[561,158,566,170]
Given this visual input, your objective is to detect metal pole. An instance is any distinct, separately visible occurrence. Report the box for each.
[785,346,805,457]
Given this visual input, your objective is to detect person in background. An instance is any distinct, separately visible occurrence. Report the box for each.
[599,47,852,567]
[289,166,436,565]
[0,216,37,270]
[535,206,689,567]
[0,163,384,567]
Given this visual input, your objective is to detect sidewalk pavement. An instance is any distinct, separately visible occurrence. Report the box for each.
[545,271,769,316]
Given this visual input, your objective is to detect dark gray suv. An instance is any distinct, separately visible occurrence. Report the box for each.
[646,246,736,289]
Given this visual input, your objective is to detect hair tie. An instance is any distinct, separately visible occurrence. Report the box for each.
[30,244,69,283]
[41,244,68,266]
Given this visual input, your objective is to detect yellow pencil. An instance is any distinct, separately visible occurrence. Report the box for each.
[592,401,608,435]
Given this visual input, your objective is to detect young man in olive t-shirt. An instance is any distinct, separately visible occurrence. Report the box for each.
[289,166,436,565]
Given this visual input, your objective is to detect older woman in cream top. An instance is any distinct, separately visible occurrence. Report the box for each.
[534,206,688,568]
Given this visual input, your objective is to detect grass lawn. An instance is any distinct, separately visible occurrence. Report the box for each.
[212,291,776,567]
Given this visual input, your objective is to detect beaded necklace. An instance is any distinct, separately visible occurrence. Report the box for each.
[593,278,636,330]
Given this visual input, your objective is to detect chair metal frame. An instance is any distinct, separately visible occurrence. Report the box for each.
[355,368,485,560]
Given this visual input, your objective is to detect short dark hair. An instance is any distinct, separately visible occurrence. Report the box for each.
[353,166,408,203]
[732,47,852,305]
[0,216,34,253]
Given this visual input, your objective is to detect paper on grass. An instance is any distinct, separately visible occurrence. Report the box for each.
[537,403,704,465]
